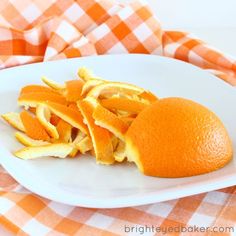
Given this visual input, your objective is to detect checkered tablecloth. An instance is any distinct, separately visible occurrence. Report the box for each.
[0,0,236,235]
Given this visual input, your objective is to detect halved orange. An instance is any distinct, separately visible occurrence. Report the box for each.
[14,143,73,160]
[36,104,59,139]
[100,97,148,114]
[20,111,50,141]
[46,102,88,134]
[93,103,129,141]
[1,112,26,132]
[15,132,50,147]
[18,92,67,107]
[77,99,114,164]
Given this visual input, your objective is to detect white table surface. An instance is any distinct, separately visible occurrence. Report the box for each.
[1,1,236,235]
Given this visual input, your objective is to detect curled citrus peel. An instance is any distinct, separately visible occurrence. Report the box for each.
[14,143,73,160]
[20,111,50,141]
[36,104,59,139]
[93,103,129,141]
[100,97,148,114]
[2,66,162,166]
[41,76,65,91]
[15,132,50,147]
[18,92,67,108]
[46,102,88,135]
[86,82,144,99]
[1,112,26,132]
[77,98,114,165]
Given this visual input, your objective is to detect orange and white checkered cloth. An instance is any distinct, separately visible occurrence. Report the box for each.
[0,0,236,235]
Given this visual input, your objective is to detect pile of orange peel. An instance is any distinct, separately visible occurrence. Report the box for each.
[1,67,158,164]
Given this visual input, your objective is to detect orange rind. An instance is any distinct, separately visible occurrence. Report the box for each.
[78,67,96,82]
[20,111,50,141]
[139,91,158,103]
[15,132,50,147]
[56,119,72,143]
[18,92,67,107]
[41,76,65,91]
[1,112,26,132]
[14,143,73,160]
[20,85,57,95]
[63,80,84,102]
[125,98,233,177]
[36,104,59,139]
[93,103,129,141]
[81,79,106,96]
[100,97,148,114]
[114,141,126,162]
[76,136,93,154]
[46,102,88,135]
[86,82,144,98]
[77,98,114,165]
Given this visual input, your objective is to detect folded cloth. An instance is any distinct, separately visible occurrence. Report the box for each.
[0,1,236,235]
[0,0,236,85]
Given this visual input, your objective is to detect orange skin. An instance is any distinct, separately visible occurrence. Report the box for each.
[99,97,148,114]
[20,85,57,95]
[77,100,114,164]
[20,111,50,141]
[139,91,158,103]
[46,102,88,135]
[18,92,67,105]
[126,97,233,178]
[65,80,84,102]
[50,114,61,126]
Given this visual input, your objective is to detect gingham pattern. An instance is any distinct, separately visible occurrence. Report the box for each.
[0,0,236,235]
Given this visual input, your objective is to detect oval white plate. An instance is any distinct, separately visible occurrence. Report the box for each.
[0,54,236,208]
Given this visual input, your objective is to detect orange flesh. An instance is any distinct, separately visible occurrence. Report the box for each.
[77,100,114,164]
[20,111,50,141]
[99,97,148,114]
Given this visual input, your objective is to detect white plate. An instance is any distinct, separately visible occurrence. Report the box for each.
[0,54,236,208]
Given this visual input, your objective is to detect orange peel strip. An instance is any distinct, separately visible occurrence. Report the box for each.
[139,91,158,103]
[76,136,93,154]
[18,92,67,108]
[1,112,26,132]
[93,103,129,141]
[56,119,72,143]
[46,102,88,135]
[14,143,73,160]
[63,80,84,102]
[20,85,57,95]
[50,114,61,126]
[20,110,50,141]
[78,67,95,82]
[77,98,114,165]
[114,140,126,162]
[15,132,50,147]
[81,79,105,96]
[36,104,59,139]
[86,82,144,98]
[100,97,148,114]
[41,76,65,90]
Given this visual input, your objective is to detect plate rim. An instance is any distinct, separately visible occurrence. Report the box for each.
[0,54,235,208]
